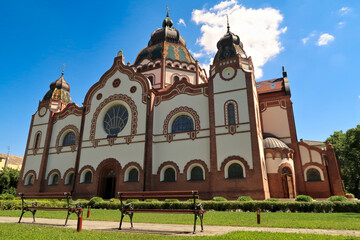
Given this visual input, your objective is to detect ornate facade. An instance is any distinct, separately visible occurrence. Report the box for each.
[17,13,344,199]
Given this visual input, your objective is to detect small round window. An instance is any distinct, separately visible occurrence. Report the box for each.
[103,105,128,137]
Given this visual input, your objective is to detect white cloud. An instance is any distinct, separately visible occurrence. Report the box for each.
[301,32,316,44]
[178,18,186,27]
[317,33,335,46]
[191,0,286,78]
[338,21,346,28]
[338,7,352,16]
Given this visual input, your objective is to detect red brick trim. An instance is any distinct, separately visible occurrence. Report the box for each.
[83,56,150,114]
[302,162,325,182]
[55,125,80,154]
[96,158,122,173]
[24,170,37,181]
[112,78,121,88]
[89,94,138,142]
[122,162,143,183]
[53,103,83,124]
[156,161,181,182]
[183,159,209,181]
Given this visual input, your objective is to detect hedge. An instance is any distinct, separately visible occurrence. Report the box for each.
[1,199,360,213]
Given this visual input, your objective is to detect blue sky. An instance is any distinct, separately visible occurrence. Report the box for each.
[1,0,359,156]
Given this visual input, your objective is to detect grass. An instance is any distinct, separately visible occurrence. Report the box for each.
[1,209,360,230]
[0,223,358,240]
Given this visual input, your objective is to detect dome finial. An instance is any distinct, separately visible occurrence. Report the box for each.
[61,63,66,76]
[162,6,173,28]
[166,5,169,17]
[226,14,230,33]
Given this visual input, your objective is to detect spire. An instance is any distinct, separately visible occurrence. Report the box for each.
[226,14,230,33]
[162,6,173,28]
[62,63,66,76]
[167,5,169,17]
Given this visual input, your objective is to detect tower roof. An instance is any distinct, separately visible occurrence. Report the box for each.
[42,73,71,103]
[134,9,195,65]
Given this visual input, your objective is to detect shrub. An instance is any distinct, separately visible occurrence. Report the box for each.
[345,193,355,198]
[125,199,140,204]
[237,196,253,201]
[0,193,15,200]
[165,199,179,203]
[328,195,348,202]
[88,197,104,207]
[265,198,280,202]
[144,199,159,202]
[295,195,313,202]
[213,196,227,201]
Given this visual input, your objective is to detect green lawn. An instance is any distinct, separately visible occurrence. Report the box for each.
[0,223,358,240]
[1,209,360,230]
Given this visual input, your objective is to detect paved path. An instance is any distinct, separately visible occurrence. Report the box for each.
[1,216,359,237]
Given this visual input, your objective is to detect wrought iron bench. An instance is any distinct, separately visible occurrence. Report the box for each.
[118,190,206,234]
[18,192,83,232]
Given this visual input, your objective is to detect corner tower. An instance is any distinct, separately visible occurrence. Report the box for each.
[208,22,270,199]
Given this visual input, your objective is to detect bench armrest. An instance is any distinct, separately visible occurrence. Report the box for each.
[196,202,204,211]
[122,202,134,210]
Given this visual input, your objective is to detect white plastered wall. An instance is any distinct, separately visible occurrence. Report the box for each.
[80,70,148,171]
[261,106,290,140]
[165,68,196,85]
[265,154,294,174]
[212,69,246,93]
[311,150,322,164]
[300,145,310,165]
[152,93,210,174]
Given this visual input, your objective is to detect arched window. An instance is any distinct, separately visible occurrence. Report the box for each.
[163,168,176,182]
[228,163,244,179]
[34,132,41,149]
[148,76,153,85]
[84,171,92,183]
[181,77,187,81]
[171,115,194,133]
[175,65,179,68]
[155,63,161,67]
[128,168,139,182]
[306,168,321,182]
[103,105,128,137]
[65,172,74,185]
[173,76,180,82]
[63,132,76,146]
[190,166,204,181]
[282,167,292,175]
[182,66,187,69]
[25,174,34,186]
[228,103,235,125]
[167,63,172,67]
[49,173,59,185]
[137,67,141,72]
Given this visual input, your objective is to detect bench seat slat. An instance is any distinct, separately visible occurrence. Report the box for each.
[21,196,70,199]
[24,207,69,211]
[122,209,206,214]
[120,195,198,200]
[119,191,198,195]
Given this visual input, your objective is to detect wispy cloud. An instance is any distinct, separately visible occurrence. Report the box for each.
[338,21,346,28]
[338,7,352,16]
[301,33,316,45]
[178,18,186,27]
[317,33,335,46]
[192,0,286,78]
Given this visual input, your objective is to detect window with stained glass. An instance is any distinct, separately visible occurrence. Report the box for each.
[63,132,76,146]
[228,103,235,125]
[306,168,321,182]
[190,166,204,181]
[228,163,244,179]
[171,115,194,133]
[128,169,139,182]
[163,168,176,182]
[103,105,128,137]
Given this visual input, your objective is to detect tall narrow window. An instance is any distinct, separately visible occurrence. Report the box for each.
[228,103,235,125]
[171,115,194,133]
[63,132,76,146]
[34,133,41,149]
[148,76,153,85]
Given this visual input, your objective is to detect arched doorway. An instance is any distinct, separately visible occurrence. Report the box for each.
[96,159,121,199]
[281,167,294,198]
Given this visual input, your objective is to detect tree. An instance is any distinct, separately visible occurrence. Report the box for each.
[0,168,20,195]
[327,125,360,197]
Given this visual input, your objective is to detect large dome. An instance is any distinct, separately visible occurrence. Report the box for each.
[134,12,195,65]
[43,73,71,103]
[263,137,291,150]
[214,26,247,61]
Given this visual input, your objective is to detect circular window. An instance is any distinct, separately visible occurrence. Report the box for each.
[103,105,128,137]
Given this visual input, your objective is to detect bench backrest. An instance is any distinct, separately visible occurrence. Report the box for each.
[118,190,199,200]
[18,192,72,199]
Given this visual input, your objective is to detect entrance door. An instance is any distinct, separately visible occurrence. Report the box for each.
[102,170,116,199]
[282,168,294,198]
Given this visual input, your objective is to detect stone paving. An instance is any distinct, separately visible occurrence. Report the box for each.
[1,216,360,237]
